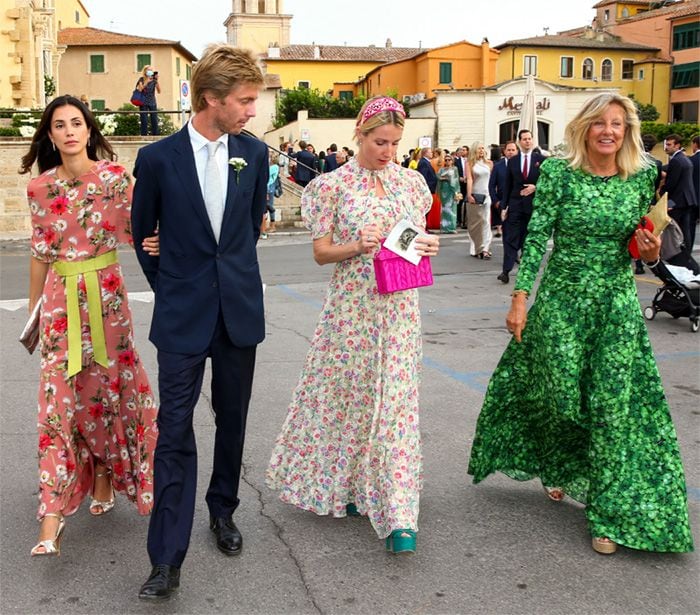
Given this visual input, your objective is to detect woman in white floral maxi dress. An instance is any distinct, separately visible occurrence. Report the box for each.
[267,96,440,554]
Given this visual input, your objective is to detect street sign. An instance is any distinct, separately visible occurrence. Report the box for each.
[180,80,191,111]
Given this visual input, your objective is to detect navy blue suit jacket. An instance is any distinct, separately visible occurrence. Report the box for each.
[691,152,700,202]
[417,157,437,193]
[488,157,508,205]
[292,149,317,183]
[662,151,697,209]
[503,151,544,214]
[131,125,268,354]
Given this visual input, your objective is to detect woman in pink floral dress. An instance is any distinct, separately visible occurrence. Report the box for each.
[20,96,158,556]
[267,97,440,554]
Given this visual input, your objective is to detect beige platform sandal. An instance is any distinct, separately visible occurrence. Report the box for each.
[592,537,617,555]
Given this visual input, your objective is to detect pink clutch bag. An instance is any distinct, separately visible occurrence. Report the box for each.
[373,242,433,294]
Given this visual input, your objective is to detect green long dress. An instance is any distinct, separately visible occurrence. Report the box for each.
[468,157,693,553]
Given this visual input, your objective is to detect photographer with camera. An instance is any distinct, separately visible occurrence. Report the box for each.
[136,65,161,136]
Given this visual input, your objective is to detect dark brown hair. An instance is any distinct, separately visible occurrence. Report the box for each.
[19,95,115,175]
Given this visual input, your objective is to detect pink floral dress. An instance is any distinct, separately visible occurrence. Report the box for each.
[27,160,157,520]
[266,157,432,539]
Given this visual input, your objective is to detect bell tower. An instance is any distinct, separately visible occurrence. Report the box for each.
[224,0,292,56]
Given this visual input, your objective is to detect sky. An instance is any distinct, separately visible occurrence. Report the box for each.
[84,0,597,58]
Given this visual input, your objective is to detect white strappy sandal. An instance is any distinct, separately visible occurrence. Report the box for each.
[30,513,65,557]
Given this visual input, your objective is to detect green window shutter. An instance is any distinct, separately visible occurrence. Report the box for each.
[137,54,151,71]
[672,62,700,89]
[91,100,105,111]
[439,62,452,84]
[673,22,700,51]
[90,55,105,73]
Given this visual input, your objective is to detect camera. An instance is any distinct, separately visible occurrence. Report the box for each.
[153,71,158,78]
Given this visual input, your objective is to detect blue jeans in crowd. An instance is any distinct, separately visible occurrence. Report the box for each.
[139,104,159,136]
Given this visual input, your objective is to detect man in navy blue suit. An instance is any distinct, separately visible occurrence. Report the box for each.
[131,44,268,601]
[291,140,317,187]
[498,130,544,284]
[417,147,437,194]
[488,140,518,236]
[662,133,698,255]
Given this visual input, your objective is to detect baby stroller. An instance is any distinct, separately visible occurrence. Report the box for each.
[643,260,700,332]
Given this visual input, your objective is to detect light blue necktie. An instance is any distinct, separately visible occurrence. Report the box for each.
[204,141,224,242]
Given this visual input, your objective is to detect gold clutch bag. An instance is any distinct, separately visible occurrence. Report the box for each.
[646,193,671,237]
[19,298,42,354]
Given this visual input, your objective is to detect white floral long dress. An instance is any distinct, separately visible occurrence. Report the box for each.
[266,157,432,539]
[28,161,157,520]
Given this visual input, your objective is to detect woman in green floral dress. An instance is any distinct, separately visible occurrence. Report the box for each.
[468,93,694,555]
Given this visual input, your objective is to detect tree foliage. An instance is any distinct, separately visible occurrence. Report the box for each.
[640,121,699,145]
[274,88,368,127]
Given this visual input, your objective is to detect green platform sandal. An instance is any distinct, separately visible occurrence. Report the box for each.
[385,529,416,554]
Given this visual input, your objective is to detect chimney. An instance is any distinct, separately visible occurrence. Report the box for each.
[313,45,320,59]
[268,45,280,59]
[385,38,392,48]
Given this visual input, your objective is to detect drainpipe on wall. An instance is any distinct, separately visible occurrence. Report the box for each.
[511,47,517,79]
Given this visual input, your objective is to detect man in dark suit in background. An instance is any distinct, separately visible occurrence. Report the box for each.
[325,142,339,172]
[488,140,518,238]
[131,44,268,601]
[454,145,469,227]
[662,133,698,254]
[292,140,317,187]
[689,135,700,248]
[417,147,437,194]
[498,130,544,284]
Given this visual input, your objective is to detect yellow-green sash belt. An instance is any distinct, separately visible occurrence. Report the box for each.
[52,250,118,377]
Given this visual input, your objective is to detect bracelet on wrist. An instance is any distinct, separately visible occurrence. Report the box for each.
[511,290,529,299]
[643,257,660,268]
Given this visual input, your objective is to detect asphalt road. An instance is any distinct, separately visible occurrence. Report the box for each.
[0,231,698,615]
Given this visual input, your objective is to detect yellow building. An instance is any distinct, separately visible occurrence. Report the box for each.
[58,27,196,116]
[262,43,422,93]
[340,39,499,103]
[224,0,292,56]
[0,0,88,108]
[494,31,670,119]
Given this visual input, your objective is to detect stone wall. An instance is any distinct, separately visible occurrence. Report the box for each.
[0,137,302,238]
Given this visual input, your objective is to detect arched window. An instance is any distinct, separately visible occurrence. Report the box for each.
[601,59,613,81]
[621,7,629,18]
[582,58,594,80]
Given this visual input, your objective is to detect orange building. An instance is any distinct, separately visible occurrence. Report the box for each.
[333,40,499,104]
[588,0,700,122]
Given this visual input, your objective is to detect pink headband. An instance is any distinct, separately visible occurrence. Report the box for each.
[357,97,406,126]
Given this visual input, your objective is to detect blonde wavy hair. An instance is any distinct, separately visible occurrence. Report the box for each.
[562,92,649,180]
[468,141,487,166]
[353,96,405,142]
[190,44,263,113]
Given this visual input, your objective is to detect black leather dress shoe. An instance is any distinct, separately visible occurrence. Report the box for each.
[210,516,242,556]
[497,272,510,284]
[138,564,180,601]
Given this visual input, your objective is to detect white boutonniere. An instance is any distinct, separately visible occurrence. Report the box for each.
[228,157,247,184]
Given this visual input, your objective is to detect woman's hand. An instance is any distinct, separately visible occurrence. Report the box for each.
[142,232,159,257]
[414,234,439,257]
[635,227,661,263]
[467,194,476,204]
[357,224,381,254]
[506,294,528,343]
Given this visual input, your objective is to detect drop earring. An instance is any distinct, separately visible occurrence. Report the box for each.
[51,141,55,151]
[88,136,91,147]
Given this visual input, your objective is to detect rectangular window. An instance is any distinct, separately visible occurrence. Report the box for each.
[672,62,700,89]
[176,57,181,77]
[621,60,633,80]
[560,56,573,78]
[186,64,192,80]
[91,99,105,111]
[298,80,310,89]
[671,100,698,123]
[638,68,644,80]
[136,54,151,72]
[673,22,700,51]
[439,62,452,84]
[89,54,105,73]
[524,55,537,76]
[339,91,353,100]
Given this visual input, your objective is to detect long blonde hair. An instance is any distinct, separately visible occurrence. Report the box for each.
[468,142,487,166]
[563,92,649,179]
